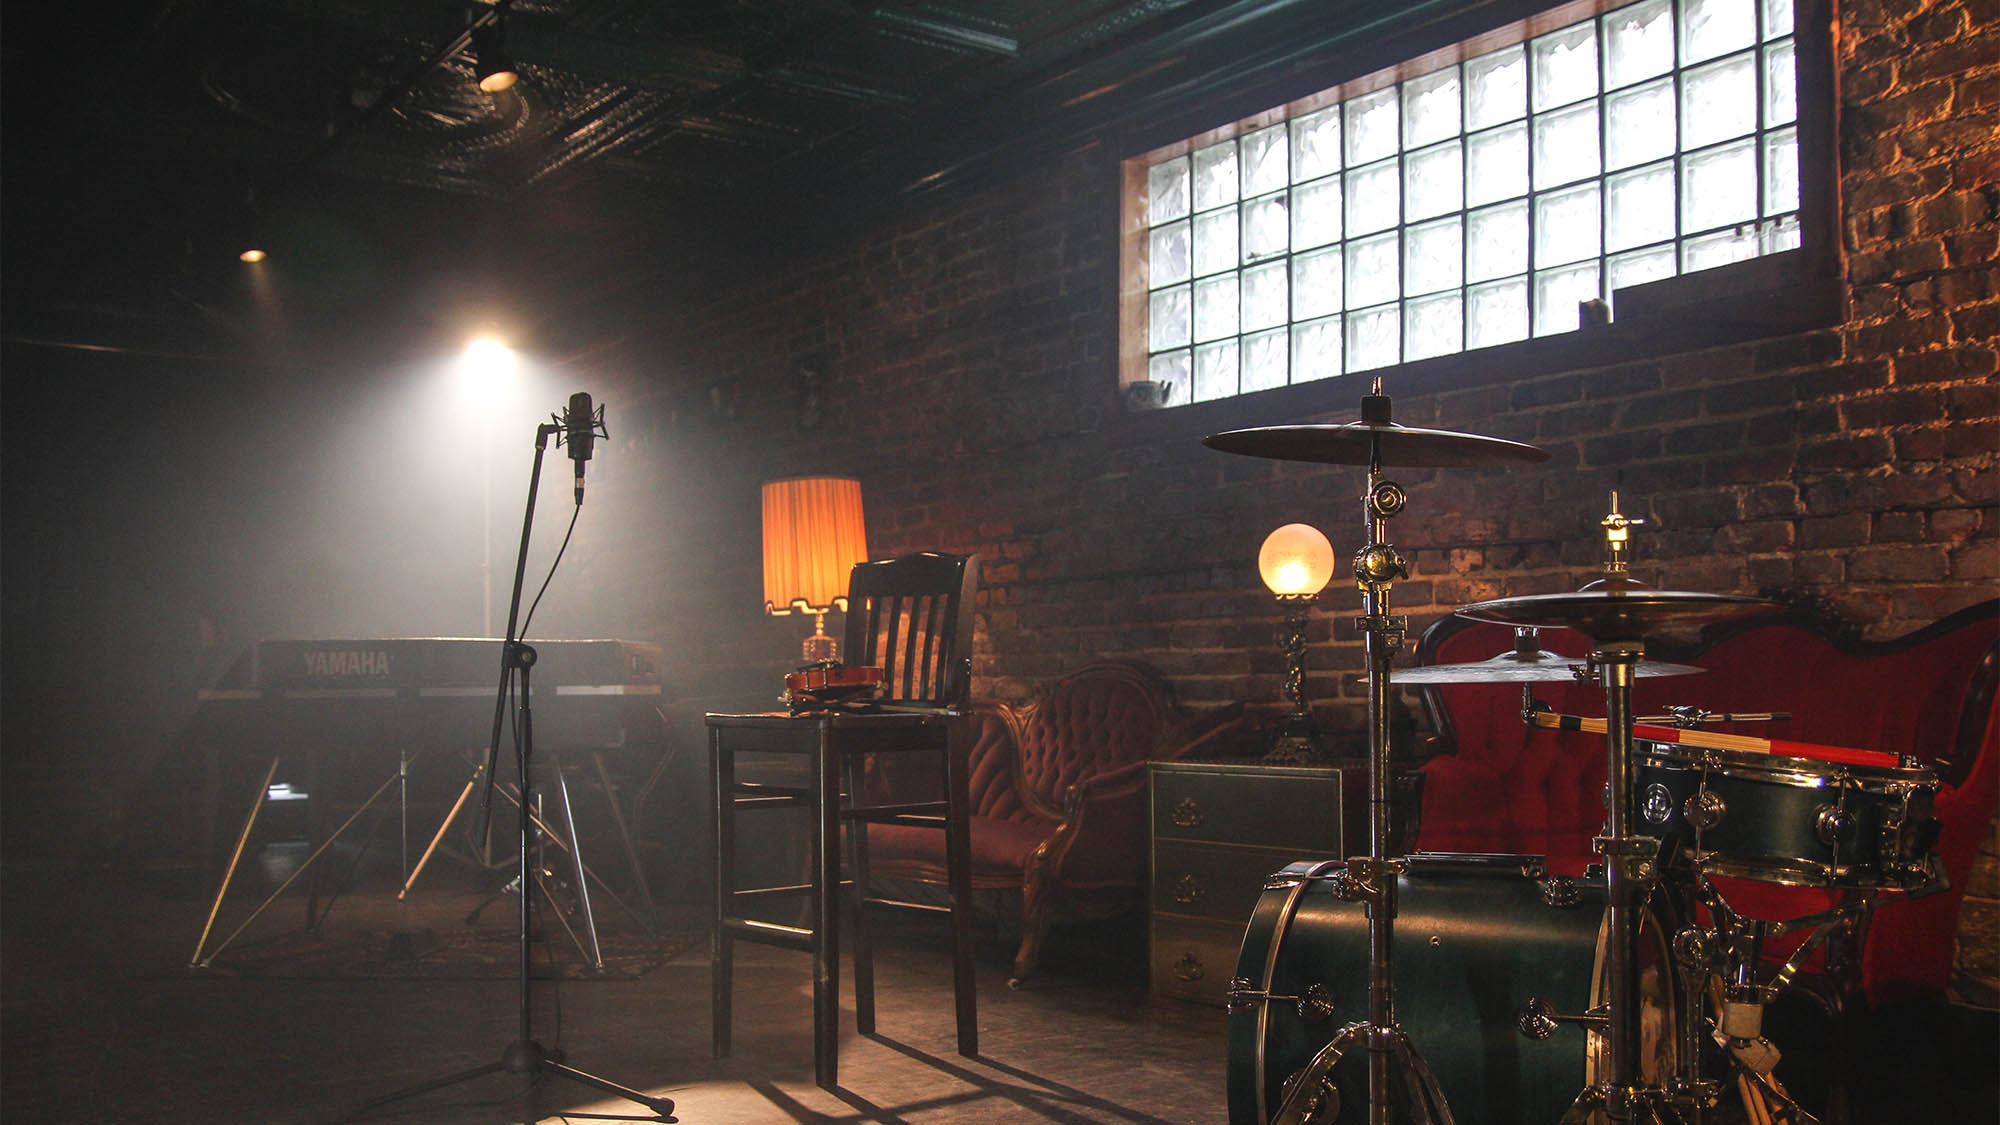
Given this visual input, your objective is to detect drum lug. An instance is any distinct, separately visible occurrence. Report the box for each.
[1683,787,1726,831]
[1516,995,1608,1041]
[1539,875,1583,908]
[1227,977,1337,1021]
[1814,803,1854,848]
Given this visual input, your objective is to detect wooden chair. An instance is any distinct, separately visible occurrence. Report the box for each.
[707,551,979,1089]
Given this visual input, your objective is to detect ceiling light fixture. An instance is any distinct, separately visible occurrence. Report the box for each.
[471,20,518,93]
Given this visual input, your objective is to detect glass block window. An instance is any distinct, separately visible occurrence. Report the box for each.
[1130,0,1802,405]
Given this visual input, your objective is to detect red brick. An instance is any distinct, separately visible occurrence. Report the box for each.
[1848,545,1951,581]
[1933,508,1985,540]
[1896,347,1999,384]
[1800,513,1874,548]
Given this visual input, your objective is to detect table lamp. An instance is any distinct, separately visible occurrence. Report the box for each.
[1258,522,1335,762]
[762,476,869,662]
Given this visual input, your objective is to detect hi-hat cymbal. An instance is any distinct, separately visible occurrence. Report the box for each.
[1457,589,1777,642]
[1203,421,1550,468]
[1394,651,1706,683]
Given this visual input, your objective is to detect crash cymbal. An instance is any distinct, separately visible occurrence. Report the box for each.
[1456,589,1778,642]
[1203,421,1550,468]
[1394,651,1706,683]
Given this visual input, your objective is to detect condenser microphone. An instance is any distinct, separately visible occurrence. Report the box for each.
[565,391,595,504]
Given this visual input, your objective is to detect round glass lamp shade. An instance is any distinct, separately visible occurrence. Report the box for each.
[1258,523,1335,597]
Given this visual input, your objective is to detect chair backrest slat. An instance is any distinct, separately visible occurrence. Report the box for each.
[843,552,977,709]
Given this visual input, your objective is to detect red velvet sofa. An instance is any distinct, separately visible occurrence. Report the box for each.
[866,661,1243,985]
[1411,599,1998,1007]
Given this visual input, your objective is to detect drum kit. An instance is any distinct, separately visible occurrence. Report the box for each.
[1204,383,1945,1125]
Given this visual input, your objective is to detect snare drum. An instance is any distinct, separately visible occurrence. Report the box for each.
[1634,741,1940,888]
[1226,853,1679,1124]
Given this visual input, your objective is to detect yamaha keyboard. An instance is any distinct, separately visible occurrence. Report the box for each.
[196,637,664,755]
[188,639,669,957]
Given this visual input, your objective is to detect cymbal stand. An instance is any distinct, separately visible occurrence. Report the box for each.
[1568,499,1713,1123]
[1334,385,1453,1125]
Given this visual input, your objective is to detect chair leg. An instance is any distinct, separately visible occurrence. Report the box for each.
[709,729,733,1060]
[812,730,841,1090]
[945,722,979,1055]
[844,756,876,1037]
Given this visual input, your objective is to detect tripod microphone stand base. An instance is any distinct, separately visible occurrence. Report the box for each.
[346,1038,676,1121]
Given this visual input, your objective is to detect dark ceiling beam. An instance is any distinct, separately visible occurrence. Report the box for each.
[761,67,915,105]
[866,9,1020,55]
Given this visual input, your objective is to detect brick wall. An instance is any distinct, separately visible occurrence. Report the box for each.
[567,0,1996,985]
[598,0,1993,718]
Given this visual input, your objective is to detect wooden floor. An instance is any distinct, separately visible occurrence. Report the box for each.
[0,853,1224,1125]
[2,851,1994,1124]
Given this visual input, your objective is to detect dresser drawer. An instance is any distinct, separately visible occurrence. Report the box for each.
[1150,914,1252,1005]
[1150,762,1345,851]
[1151,839,1326,923]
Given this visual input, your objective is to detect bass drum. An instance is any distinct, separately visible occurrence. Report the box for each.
[1227,853,1680,1125]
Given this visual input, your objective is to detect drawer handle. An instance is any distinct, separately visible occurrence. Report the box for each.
[1171,797,1203,829]
[1172,952,1205,982]
[1171,874,1205,905]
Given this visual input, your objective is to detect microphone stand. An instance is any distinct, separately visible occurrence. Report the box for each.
[348,415,674,1122]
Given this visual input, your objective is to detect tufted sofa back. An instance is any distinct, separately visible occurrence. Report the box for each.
[963,662,1204,823]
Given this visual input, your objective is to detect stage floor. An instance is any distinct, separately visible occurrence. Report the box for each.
[1,853,1992,1123]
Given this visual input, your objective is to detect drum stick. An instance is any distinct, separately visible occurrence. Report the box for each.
[1528,712,1903,769]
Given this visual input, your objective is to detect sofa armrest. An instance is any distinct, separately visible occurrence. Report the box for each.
[1024,764,1153,892]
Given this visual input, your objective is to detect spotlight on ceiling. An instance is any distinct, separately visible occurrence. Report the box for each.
[471,21,518,93]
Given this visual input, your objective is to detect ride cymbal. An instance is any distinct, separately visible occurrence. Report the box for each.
[1456,589,1777,642]
[1393,652,1705,683]
[1203,421,1550,468]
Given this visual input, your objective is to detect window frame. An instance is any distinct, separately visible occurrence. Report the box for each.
[1115,0,1842,412]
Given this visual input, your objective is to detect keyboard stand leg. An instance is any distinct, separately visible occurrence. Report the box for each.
[190,766,402,967]
[399,762,485,900]
[191,755,281,967]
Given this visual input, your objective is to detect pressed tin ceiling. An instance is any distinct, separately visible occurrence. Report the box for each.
[12,0,1496,207]
[3,0,1491,351]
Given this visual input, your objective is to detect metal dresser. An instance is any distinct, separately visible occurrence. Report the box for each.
[1147,761,1351,1005]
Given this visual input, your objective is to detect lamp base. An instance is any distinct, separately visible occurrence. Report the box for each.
[1262,714,1329,766]
[800,611,838,664]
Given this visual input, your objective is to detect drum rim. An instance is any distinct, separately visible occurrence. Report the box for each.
[1636,740,1937,789]
[1685,849,1932,889]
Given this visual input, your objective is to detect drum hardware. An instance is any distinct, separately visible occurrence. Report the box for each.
[1228,978,1339,1021]
[1685,788,1727,832]
[1650,705,1792,729]
[1207,382,1550,1125]
[1460,496,1779,1125]
[1516,996,1612,1040]
[1541,873,1586,907]
[1272,1024,1457,1125]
